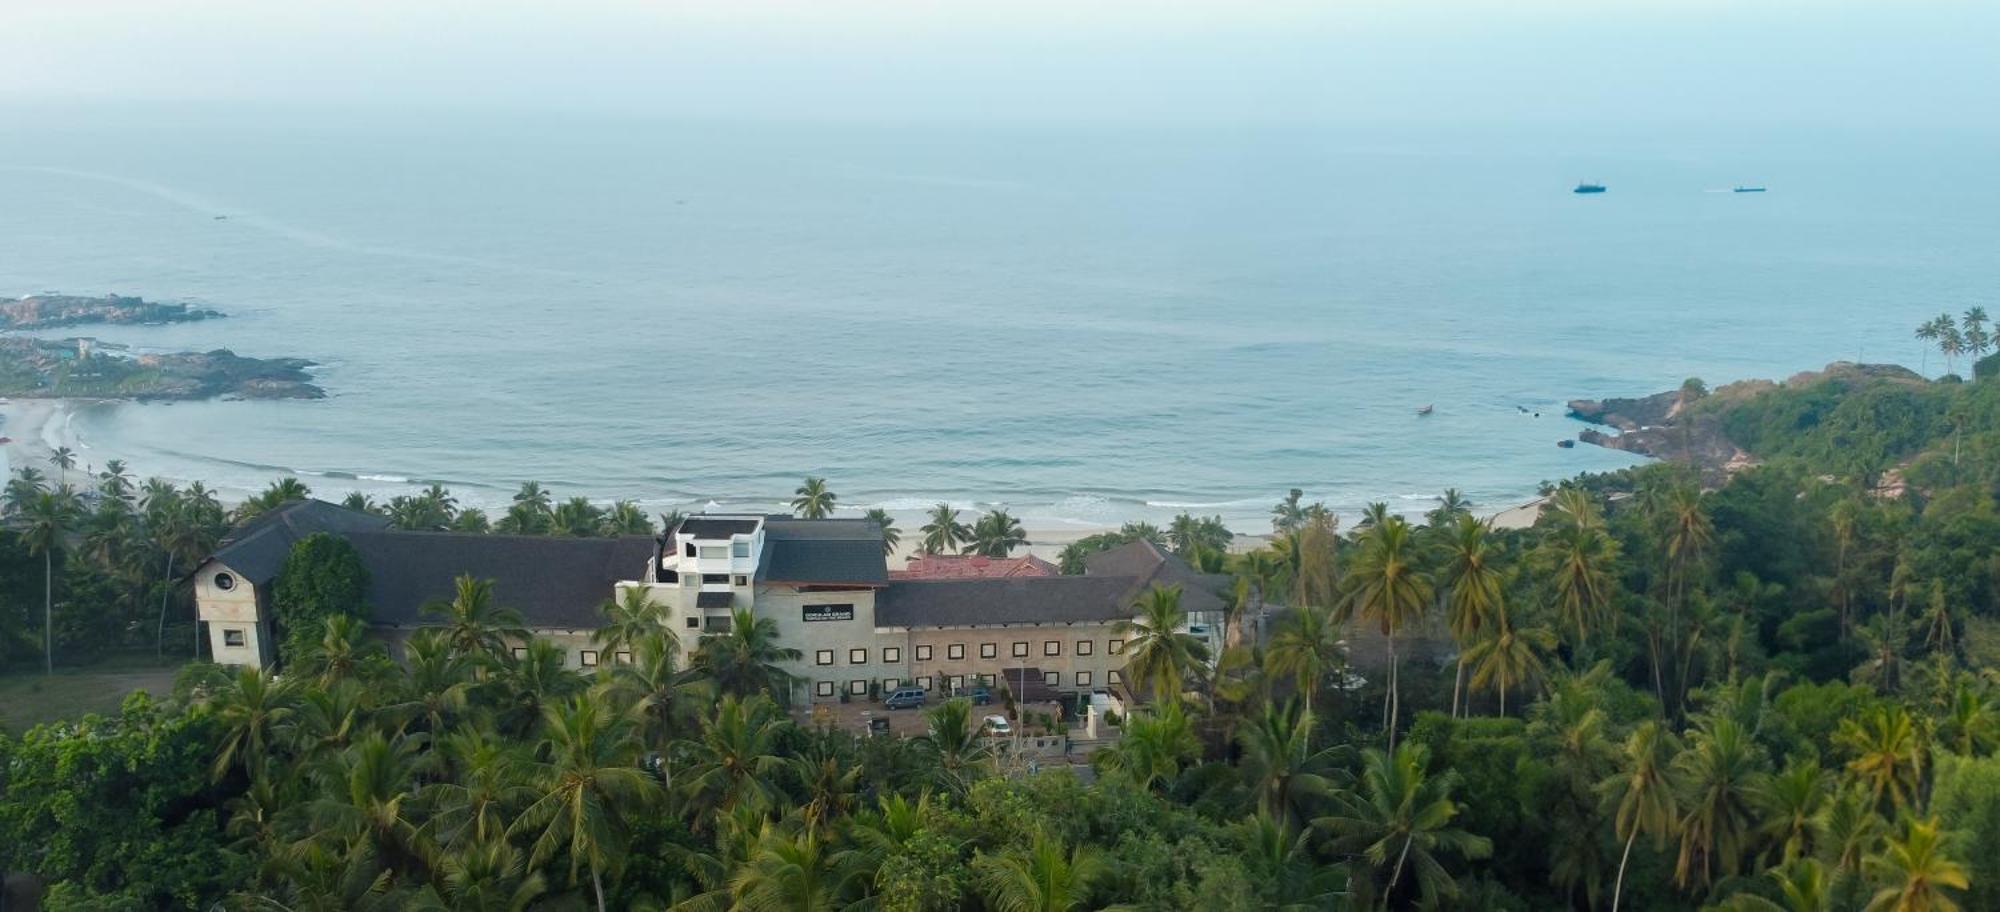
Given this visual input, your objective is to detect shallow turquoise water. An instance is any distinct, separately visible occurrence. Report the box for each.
[2,110,1993,531]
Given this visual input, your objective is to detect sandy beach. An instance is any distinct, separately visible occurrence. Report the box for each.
[0,398,83,486]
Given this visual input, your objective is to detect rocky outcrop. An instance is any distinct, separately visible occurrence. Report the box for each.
[0,337,322,400]
[0,294,223,330]
[1566,388,1686,431]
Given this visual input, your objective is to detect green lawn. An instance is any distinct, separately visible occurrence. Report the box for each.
[0,654,187,733]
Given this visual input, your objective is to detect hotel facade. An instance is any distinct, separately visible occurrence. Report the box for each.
[193,501,1228,703]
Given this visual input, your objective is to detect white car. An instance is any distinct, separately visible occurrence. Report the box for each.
[983,714,1012,736]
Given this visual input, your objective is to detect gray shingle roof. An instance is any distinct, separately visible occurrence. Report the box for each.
[677,517,761,539]
[346,531,654,629]
[876,576,1140,628]
[207,499,392,585]
[1083,540,1229,615]
[758,517,887,585]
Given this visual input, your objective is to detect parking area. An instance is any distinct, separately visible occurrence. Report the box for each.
[798,697,1069,740]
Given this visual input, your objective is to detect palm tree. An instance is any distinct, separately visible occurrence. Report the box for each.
[426,575,528,666]
[1673,715,1768,890]
[1425,487,1472,526]
[693,606,803,702]
[918,697,995,794]
[969,509,1028,558]
[918,503,970,555]
[866,508,900,557]
[975,831,1106,912]
[239,476,312,520]
[729,824,853,911]
[210,667,299,781]
[47,445,76,484]
[510,696,656,912]
[392,629,476,736]
[20,486,79,674]
[421,836,549,911]
[1113,584,1210,704]
[303,730,432,876]
[1917,317,1944,374]
[1542,521,1620,646]
[1715,858,1833,912]
[1601,721,1681,912]
[1237,700,1344,826]
[591,586,665,660]
[1837,705,1922,814]
[1235,548,1286,645]
[792,476,837,519]
[1463,623,1555,717]
[1266,602,1343,714]
[1864,816,1968,912]
[1439,514,1503,717]
[512,481,552,513]
[96,458,133,501]
[1089,701,1199,792]
[1940,683,1999,755]
[549,497,602,537]
[424,731,535,852]
[601,632,709,763]
[155,498,218,658]
[3,466,46,515]
[1338,514,1431,747]
[1758,757,1830,866]
[682,694,791,819]
[491,639,587,737]
[1315,742,1492,909]
[598,500,653,536]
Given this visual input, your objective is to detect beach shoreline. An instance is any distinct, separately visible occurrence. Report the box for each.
[0,398,85,486]
[1,397,1547,549]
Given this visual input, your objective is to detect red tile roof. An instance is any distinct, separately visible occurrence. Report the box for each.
[890,553,1060,580]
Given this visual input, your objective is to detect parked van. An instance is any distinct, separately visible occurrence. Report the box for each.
[883,687,927,710]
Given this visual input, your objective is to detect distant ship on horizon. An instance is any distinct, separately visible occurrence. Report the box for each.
[1733,186,1767,193]
[1573,182,1607,194]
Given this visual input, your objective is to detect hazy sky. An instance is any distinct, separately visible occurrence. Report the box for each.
[2,1,1995,128]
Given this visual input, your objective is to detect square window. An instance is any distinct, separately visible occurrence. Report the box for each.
[701,573,729,584]
[1012,641,1028,658]
[882,678,901,690]
[685,616,701,629]
[682,575,697,588]
[223,628,246,648]
[706,615,732,633]
[981,643,997,659]
[734,575,748,586]
[917,645,934,661]
[1042,671,1060,686]
[948,674,966,691]
[883,647,901,663]
[849,679,868,695]
[615,651,633,665]
[512,646,528,659]
[581,650,599,667]
[850,648,868,664]
[948,644,966,660]
[918,675,934,690]
[978,673,996,687]
[1109,639,1125,655]
[732,540,751,558]
[816,680,835,697]
[1043,641,1060,657]
[816,650,835,666]
[1076,671,1092,686]
[1076,640,1093,656]
[1109,670,1124,685]
[684,542,697,557]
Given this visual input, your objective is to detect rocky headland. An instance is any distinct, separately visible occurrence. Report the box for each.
[0,336,322,400]
[0,293,223,330]
[1566,362,1925,482]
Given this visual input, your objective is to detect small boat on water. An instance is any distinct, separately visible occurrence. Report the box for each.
[1733,186,1766,193]
[1416,404,1434,416]
[1557,439,1576,449]
[1573,183,1606,194]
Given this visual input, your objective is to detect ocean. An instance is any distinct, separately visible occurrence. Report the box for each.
[2,108,1995,532]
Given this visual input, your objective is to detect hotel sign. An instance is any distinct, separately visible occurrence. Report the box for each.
[802,603,854,623]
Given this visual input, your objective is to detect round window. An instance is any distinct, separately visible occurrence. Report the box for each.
[214,572,237,591]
